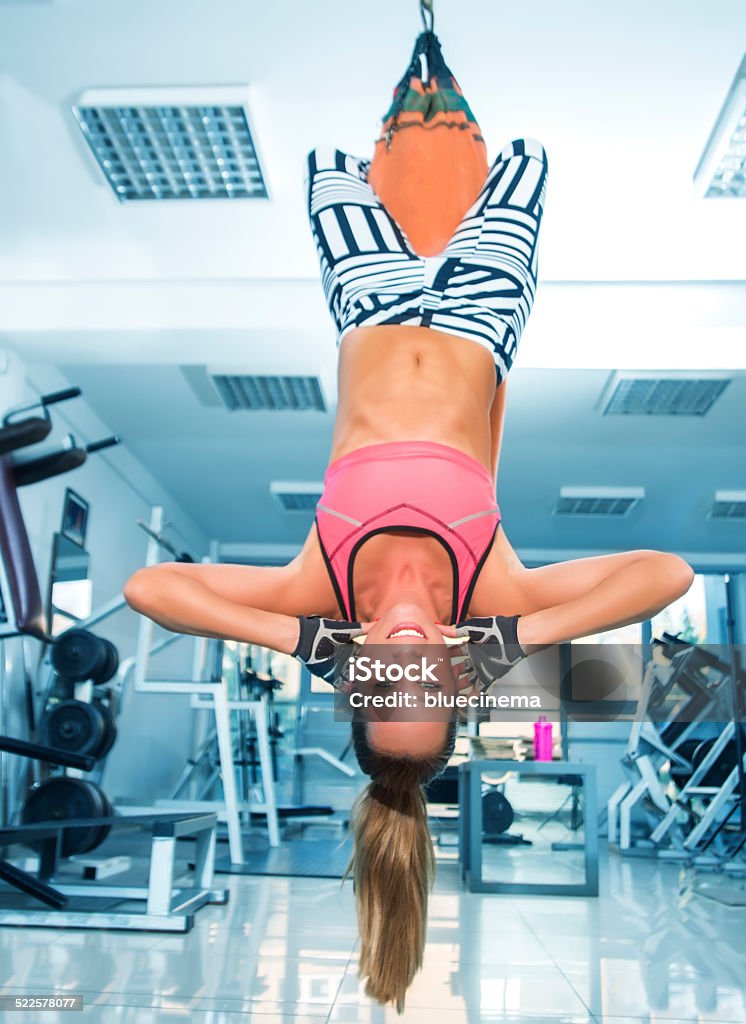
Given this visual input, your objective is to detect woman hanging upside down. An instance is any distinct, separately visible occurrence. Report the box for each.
[124,27,693,1015]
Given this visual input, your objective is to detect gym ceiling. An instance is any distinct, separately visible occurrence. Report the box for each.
[0,0,744,555]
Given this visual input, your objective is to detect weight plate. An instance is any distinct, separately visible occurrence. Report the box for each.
[94,639,119,685]
[84,787,113,856]
[92,700,117,759]
[21,777,113,857]
[482,789,514,835]
[40,700,107,759]
[51,629,109,683]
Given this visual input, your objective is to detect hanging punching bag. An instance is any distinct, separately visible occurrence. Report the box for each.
[368,26,488,257]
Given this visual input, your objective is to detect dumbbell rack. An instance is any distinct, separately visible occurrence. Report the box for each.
[36,645,117,758]
[16,624,124,864]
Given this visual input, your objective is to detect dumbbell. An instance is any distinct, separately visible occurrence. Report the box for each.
[51,629,119,684]
[22,777,113,857]
[40,699,117,761]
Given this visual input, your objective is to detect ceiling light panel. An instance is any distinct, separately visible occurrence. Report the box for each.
[694,54,746,198]
[73,86,268,201]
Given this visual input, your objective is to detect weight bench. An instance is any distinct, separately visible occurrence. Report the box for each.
[0,811,227,932]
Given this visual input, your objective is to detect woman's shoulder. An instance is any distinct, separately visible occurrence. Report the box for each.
[289,523,345,617]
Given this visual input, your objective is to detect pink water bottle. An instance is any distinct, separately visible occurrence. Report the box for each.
[533,716,553,761]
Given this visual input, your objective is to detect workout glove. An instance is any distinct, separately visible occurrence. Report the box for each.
[453,614,526,691]
[292,616,364,689]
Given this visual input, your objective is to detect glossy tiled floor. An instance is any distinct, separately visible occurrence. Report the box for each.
[1,845,745,1024]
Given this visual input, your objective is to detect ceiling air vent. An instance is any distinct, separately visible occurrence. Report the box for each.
[212,374,325,412]
[694,54,746,198]
[72,86,268,201]
[554,487,644,518]
[599,371,730,416]
[709,490,746,521]
[181,367,327,412]
[270,482,324,512]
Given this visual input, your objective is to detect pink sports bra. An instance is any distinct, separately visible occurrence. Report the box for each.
[315,440,501,623]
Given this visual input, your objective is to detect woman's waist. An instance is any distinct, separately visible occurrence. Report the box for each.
[337,327,495,402]
[339,323,497,375]
[334,327,494,454]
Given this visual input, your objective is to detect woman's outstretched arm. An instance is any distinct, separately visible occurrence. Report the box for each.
[123,563,301,654]
[468,539,695,648]
[517,550,695,651]
[122,526,341,654]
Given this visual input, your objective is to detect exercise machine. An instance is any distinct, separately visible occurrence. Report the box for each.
[0,388,227,930]
[607,633,746,871]
[115,506,280,866]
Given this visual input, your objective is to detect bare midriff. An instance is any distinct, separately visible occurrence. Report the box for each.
[329,324,497,472]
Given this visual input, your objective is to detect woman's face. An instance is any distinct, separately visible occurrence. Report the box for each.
[358,602,455,757]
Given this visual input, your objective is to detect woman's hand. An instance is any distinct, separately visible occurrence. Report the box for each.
[438,615,525,692]
[293,616,368,689]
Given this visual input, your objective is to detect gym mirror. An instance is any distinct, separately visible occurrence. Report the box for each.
[47,532,92,636]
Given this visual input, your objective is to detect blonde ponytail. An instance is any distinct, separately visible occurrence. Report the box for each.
[345,719,457,1014]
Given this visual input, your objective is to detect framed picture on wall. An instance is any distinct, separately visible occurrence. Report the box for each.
[60,488,89,547]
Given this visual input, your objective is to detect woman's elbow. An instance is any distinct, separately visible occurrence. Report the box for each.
[123,567,160,614]
[652,552,695,602]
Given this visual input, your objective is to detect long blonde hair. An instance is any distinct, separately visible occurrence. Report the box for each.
[344,718,457,1013]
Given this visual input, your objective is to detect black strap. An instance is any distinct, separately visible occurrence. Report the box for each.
[388,31,454,130]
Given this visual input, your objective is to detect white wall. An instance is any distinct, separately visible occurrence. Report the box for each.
[1,348,211,807]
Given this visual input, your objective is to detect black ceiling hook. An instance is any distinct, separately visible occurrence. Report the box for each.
[420,0,434,33]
